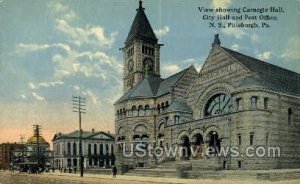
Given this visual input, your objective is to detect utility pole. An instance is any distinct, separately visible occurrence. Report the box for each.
[33,124,41,171]
[73,96,86,177]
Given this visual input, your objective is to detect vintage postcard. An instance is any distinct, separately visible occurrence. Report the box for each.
[0,0,299,183]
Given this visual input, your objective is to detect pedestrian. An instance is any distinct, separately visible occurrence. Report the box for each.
[112,165,117,178]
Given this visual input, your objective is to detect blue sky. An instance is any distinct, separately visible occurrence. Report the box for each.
[0,0,299,143]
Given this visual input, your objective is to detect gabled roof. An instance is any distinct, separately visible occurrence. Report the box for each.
[52,130,115,141]
[116,67,191,103]
[221,47,300,96]
[125,1,157,44]
[165,99,192,113]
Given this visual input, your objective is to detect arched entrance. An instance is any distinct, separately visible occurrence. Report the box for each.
[191,133,204,159]
[180,135,191,159]
[206,131,220,154]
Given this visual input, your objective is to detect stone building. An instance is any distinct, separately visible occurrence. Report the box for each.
[52,130,115,170]
[114,1,300,170]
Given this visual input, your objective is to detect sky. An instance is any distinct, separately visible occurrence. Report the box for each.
[0,0,299,145]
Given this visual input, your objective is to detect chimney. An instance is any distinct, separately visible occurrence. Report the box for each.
[92,129,95,133]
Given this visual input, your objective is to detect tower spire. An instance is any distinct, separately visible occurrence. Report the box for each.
[212,34,221,47]
[125,0,157,44]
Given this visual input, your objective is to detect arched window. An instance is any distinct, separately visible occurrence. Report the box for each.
[132,105,137,116]
[161,102,165,112]
[157,104,161,114]
[94,144,97,155]
[138,105,143,116]
[204,93,233,117]
[250,132,254,145]
[88,144,91,155]
[236,98,243,111]
[123,108,126,117]
[120,109,123,117]
[165,101,169,109]
[133,124,148,150]
[144,105,150,115]
[67,142,71,155]
[73,142,77,155]
[250,96,258,110]
[264,98,269,109]
[288,108,293,125]
[174,115,180,124]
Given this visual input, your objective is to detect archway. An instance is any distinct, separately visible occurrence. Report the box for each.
[206,131,220,154]
[191,133,204,159]
[180,135,191,159]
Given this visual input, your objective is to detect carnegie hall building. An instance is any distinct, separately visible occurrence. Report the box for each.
[114,1,300,170]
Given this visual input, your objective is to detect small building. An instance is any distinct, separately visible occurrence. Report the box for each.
[52,130,115,171]
[0,142,22,169]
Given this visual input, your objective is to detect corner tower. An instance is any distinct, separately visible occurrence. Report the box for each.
[122,1,162,93]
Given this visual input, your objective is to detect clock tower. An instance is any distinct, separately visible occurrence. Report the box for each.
[122,1,162,93]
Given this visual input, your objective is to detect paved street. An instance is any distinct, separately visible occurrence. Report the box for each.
[1,171,300,184]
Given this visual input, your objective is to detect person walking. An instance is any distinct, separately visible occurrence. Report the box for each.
[112,165,117,178]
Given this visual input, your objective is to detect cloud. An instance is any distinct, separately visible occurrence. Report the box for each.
[55,19,117,48]
[52,49,122,81]
[28,83,36,89]
[221,28,247,39]
[162,64,181,75]
[48,1,76,22]
[32,92,45,101]
[281,35,300,60]
[28,80,64,90]
[211,0,232,9]
[257,51,272,61]
[154,26,170,37]
[15,43,70,55]
[73,86,80,91]
[250,33,260,43]
[231,44,240,51]
[85,89,99,105]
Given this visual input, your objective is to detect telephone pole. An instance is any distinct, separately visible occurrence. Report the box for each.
[73,96,86,177]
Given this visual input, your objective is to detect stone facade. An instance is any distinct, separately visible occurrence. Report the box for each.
[114,1,300,170]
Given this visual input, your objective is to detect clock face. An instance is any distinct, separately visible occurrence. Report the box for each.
[143,58,154,75]
[204,94,232,117]
[128,60,134,73]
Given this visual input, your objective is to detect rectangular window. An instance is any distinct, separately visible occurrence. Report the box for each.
[237,134,241,145]
[250,132,254,145]
[238,161,242,169]
[251,96,258,110]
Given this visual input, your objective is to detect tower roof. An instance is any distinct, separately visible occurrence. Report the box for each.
[125,1,158,44]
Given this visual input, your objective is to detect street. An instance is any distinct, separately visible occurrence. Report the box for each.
[1,171,300,184]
